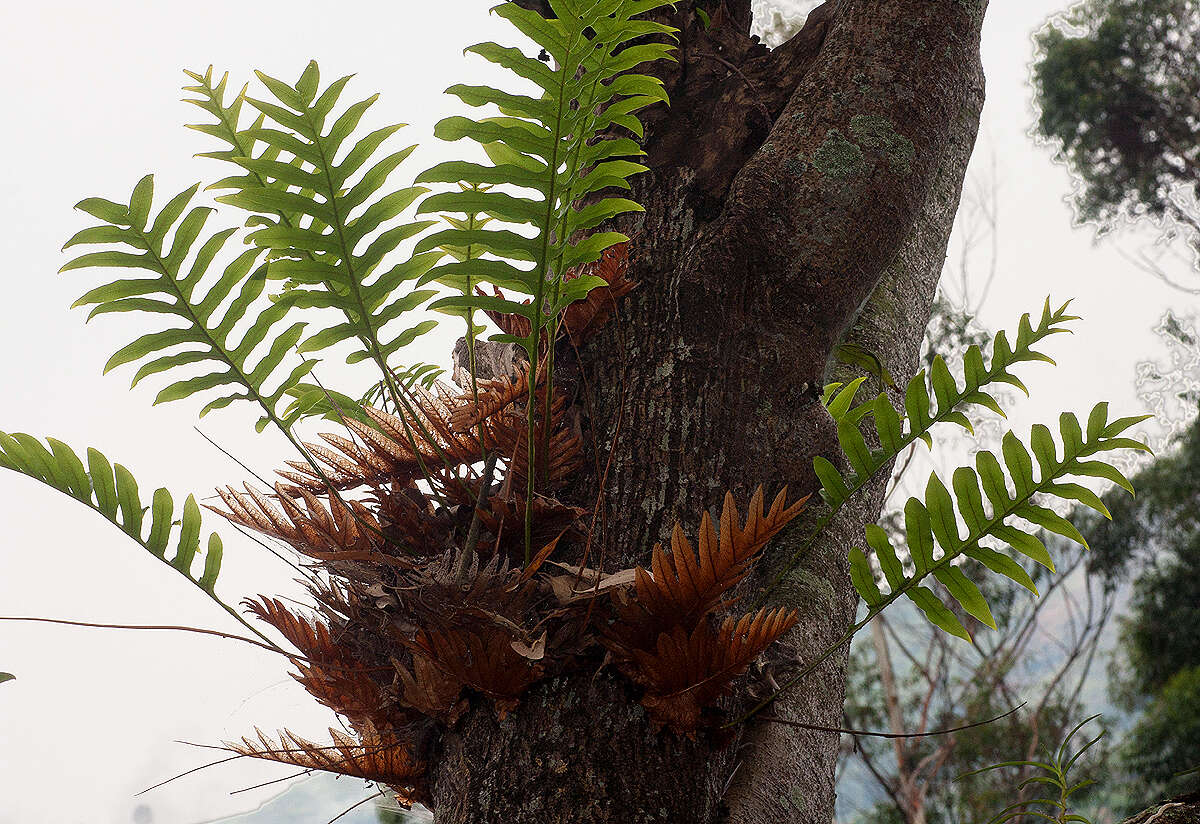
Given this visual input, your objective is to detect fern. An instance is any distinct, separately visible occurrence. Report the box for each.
[737,306,1148,725]
[958,714,1104,824]
[413,0,676,558]
[202,62,442,391]
[0,433,266,641]
[414,0,675,326]
[227,727,423,795]
[414,0,675,327]
[762,299,1080,600]
[61,175,315,428]
[848,402,1147,639]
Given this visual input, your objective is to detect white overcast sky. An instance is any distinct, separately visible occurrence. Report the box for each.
[0,2,1189,823]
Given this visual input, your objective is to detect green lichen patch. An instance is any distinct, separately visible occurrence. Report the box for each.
[812,129,868,179]
[850,114,915,176]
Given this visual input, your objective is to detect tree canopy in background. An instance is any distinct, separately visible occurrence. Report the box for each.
[1033,0,1200,248]
[1087,414,1200,803]
[1030,0,1200,810]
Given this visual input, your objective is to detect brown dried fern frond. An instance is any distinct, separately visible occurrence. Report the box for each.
[628,606,799,732]
[562,241,636,342]
[614,486,808,643]
[483,391,583,492]
[244,597,388,721]
[478,492,587,563]
[278,389,483,494]
[227,726,423,802]
[211,483,386,561]
[402,547,539,629]
[373,484,455,558]
[450,364,531,433]
[475,242,633,346]
[406,625,543,716]
[244,596,336,658]
[395,652,467,723]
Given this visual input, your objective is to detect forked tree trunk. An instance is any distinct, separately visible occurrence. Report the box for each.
[429,2,987,821]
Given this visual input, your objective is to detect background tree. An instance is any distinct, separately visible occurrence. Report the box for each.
[1084,412,1200,809]
[1032,0,1200,261]
[1033,1,1200,816]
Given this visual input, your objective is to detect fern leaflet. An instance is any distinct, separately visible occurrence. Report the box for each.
[0,433,267,642]
[848,402,1148,639]
[207,62,442,386]
[62,175,315,427]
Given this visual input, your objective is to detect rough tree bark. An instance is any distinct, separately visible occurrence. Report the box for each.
[1119,793,1200,824]
[429,2,988,821]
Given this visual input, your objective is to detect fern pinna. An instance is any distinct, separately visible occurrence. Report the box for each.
[0,0,1151,814]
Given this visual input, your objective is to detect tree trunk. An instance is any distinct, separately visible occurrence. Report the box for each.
[429,2,987,821]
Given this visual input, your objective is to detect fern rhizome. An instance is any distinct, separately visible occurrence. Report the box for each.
[0,0,1148,812]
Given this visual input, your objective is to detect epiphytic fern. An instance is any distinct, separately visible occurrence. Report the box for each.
[847,403,1148,639]
[243,597,389,720]
[605,487,807,727]
[619,487,808,636]
[628,607,799,732]
[213,483,386,563]
[275,386,482,494]
[958,714,1104,824]
[270,362,448,429]
[415,1,674,330]
[414,0,676,556]
[226,726,424,801]
[61,175,315,429]
[0,433,267,641]
[821,299,1079,500]
[204,62,442,399]
[762,299,1081,600]
[406,626,543,717]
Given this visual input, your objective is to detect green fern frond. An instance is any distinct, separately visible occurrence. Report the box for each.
[205,61,441,381]
[413,0,677,340]
[274,383,372,428]
[762,300,1079,603]
[412,0,675,561]
[0,433,267,642]
[849,403,1148,639]
[958,714,1104,824]
[393,362,446,390]
[819,298,1079,509]
[62,175,316,428]
[270,361,447,429]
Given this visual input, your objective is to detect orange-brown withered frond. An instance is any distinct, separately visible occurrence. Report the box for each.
[627,607,799,732]
[615,487,808,639]
[227,726,423,799]
[211,483,386,561]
